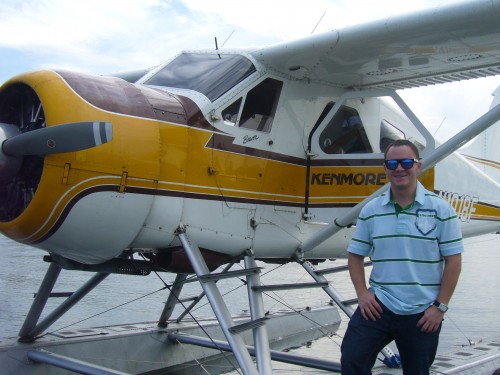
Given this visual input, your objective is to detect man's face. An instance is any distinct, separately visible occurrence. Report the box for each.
[384,145,421,189]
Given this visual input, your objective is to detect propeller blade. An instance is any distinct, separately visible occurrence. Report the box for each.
[2,121,112,156]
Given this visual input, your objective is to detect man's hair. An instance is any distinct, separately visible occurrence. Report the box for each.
[384,139,420,159]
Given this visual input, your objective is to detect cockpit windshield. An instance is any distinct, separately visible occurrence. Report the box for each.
[144,53,256,101]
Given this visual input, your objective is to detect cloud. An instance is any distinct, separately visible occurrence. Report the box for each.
[0,1,204,73]
[0,0,153,49]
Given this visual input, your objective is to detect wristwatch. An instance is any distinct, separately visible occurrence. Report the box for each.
[433,300,448,313]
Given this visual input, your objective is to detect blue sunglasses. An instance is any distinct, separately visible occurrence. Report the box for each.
[384,158,419,170]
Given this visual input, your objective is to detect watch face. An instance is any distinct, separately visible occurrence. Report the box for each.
[434,301,448,312]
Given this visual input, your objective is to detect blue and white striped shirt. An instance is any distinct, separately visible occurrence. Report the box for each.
[348,181,464,315]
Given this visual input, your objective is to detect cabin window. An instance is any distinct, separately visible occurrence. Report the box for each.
[380,119,405,153]
[239,78,283,133]
[319,106,372,154]
[222,98,242,126]
[144,53,256,101]
[379,120,426,153]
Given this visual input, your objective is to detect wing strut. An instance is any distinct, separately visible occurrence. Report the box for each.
[297,98,500,256]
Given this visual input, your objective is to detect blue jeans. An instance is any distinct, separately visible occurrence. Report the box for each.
[340,301,441,375]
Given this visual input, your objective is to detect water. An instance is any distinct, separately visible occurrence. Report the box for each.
[1,233,499,373]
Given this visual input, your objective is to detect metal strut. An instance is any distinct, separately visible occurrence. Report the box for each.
[27,349,128,375]
[244,255,273,374]
[158,259,242,326]
[158,273,188,327]
[18,262,110,342]
[177,228,271,374]
[169,332,342,372]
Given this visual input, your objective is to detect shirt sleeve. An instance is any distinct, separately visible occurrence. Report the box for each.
[438,205,464,256]
[347,211,373,257]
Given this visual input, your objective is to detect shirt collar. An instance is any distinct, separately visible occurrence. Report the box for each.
[382,181,426,207]
[414,181,426,206]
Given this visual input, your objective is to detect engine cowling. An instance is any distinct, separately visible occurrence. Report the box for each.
[0,70,193,263]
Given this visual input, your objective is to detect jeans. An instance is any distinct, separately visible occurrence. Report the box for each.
[340,301,441,375]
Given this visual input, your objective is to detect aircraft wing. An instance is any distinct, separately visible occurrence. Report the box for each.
[251,0,500,90]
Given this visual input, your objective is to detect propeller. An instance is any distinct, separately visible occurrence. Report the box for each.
[1,121,112,156]
[0,121,112,182]
[0,123,22,182]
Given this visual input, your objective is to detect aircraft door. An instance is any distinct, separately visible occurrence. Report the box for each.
[306,101,383,223]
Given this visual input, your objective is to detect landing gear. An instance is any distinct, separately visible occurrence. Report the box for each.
[18,263,110,342]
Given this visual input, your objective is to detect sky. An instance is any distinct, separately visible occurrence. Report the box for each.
[1,0,499,142]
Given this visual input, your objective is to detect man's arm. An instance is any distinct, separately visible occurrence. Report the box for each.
[417,253,462,333]
[437,253,462,305]
[348,252,383,321]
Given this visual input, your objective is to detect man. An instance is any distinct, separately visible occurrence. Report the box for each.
[340,139,463,374]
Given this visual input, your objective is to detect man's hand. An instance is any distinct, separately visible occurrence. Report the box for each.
[348,253,383,321]
[417,306,444,333]
[358,290,383,321]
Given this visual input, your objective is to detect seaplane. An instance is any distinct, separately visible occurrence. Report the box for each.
[1,0,500,373]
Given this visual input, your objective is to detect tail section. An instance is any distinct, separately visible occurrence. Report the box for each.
[460,86,500,183]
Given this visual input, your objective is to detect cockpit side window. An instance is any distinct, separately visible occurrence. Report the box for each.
[380,119,405,153]
[379,119,426,153]
[222,98,242,126]
[319,106,373,154]
[144,53,256,101]
[239,78,283,133]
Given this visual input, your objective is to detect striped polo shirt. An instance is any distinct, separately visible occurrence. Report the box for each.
[348,181,464,315]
